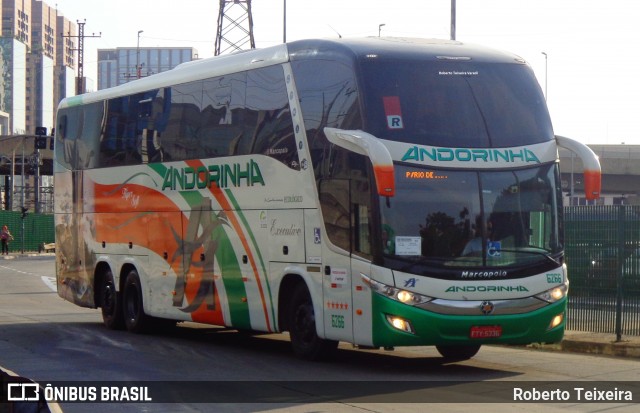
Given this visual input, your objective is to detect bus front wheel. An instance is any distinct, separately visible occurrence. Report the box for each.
[100,269,124,330]
[288,283,338,361]
[123,269,151,333]
[436,344,481,361]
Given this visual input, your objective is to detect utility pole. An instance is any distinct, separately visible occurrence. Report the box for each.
[62,20,101,94]
[215,0,255,56]
[450,0,456,40]
[137,30,144,79]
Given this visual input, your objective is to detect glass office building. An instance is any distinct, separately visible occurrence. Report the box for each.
[97,47,196,90]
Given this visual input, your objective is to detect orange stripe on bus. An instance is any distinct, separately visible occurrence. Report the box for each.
[185,160,272,332]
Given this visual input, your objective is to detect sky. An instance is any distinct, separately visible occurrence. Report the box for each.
[50,0,640,145]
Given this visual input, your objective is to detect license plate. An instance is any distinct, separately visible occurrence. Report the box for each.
[470,325,502,339]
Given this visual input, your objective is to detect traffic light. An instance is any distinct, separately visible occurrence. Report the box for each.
[35,136,47,150]
[35,126,48,150]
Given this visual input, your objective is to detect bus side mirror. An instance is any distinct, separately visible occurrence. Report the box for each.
[324,128,395,197]
[555,135,601,200]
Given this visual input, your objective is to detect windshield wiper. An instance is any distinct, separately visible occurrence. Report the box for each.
[397,256,450,273]
[497,248,561,266]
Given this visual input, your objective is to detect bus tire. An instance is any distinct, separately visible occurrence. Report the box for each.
[123,269,151,334]
[100,269,124,330]
[288,283,338,361]
[435,344,481,361]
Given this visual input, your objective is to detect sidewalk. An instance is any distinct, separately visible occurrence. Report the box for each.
[1,251,55,259]
[531,330,640,359]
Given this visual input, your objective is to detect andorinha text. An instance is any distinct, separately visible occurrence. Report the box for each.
[402,146,541,164]
[162,161,265,191]
[445,285,528,293]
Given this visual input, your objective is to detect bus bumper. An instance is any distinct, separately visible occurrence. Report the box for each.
[371,294,566,347]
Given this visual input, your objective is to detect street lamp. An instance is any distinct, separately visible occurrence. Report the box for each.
[541,51,548,101]
[137,30,144,79]
[378,23,385,37]
[283,0,287,43]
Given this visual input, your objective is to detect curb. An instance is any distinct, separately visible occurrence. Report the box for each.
[525,331,640,359]
[560,338,640,358]
[1,252,55,260]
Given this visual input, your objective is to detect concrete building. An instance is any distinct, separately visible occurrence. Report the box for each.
[54,13,75,120]
[27,0,56,133]
[0,0,76,135]
[559,145,640,206]
[97,47,196,90]
[0,0,31,133]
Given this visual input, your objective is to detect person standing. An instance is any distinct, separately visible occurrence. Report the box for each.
[1,225,13,255]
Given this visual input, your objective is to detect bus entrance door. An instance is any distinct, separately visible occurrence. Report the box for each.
[351,259,374,346]
[322,251,354,343]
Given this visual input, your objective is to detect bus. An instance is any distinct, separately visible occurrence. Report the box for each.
[54,37,601,361]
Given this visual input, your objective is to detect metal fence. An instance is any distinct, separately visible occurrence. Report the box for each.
[565,205,640,337]
[0,210,54,253]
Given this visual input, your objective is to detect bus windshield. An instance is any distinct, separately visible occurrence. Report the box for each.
[380,163,562,270]
[360,59,553,148]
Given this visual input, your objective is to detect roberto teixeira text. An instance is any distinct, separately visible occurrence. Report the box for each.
[513,386,633,402]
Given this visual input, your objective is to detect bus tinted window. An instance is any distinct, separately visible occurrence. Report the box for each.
[57,103,104,170]
[89,65,297,169]
[360,60,553,148]
[246,66,298,169]
[292,59,364,251]
[290,59,362,179]
[100,90,165,167]
[55,106,80,170]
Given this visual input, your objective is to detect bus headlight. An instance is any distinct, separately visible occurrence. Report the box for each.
[535,283,568,303]
[361,274,433,306]
[548,313,564,330]
[385,315,415,334]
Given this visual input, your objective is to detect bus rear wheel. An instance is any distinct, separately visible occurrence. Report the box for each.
[288,283,338,361]
[436,344,481,361]
[123,269,151,333]
[100,269,124,330]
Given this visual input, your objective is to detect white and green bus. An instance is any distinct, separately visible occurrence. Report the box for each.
[54,37,601,361]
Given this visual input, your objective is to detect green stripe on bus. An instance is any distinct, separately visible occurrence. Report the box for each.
[212,221,252,329]
[224,188,276,327]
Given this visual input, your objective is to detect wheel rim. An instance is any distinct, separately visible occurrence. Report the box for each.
[293,303,316,346]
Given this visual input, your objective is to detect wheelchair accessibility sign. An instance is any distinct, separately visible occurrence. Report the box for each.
[487,241,501,257]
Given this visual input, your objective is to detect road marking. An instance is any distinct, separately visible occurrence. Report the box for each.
[0,264,57,292]
[42,276,57,292]
[0,265,33,276]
